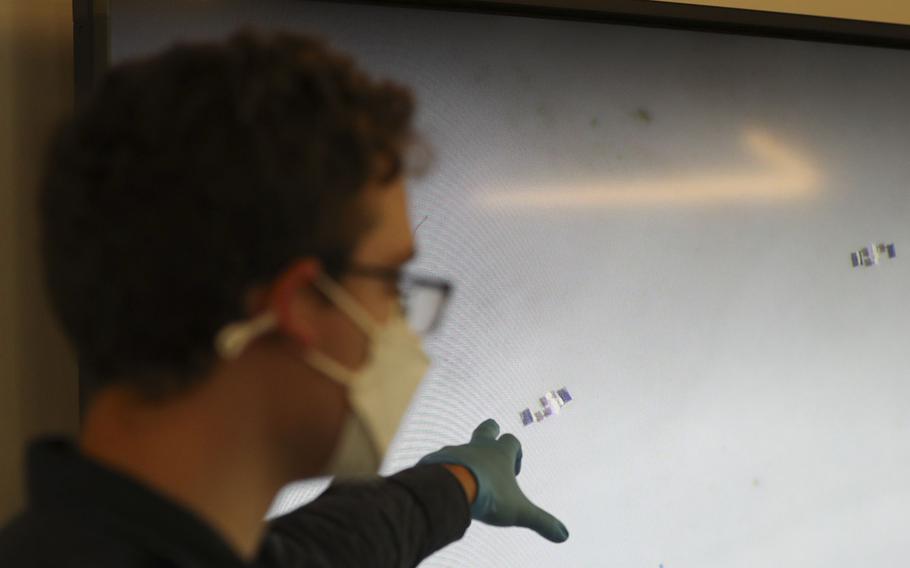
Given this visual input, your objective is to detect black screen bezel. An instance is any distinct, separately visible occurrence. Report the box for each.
[74,0,910,103]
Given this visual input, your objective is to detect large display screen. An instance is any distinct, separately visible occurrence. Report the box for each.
[112,2,910,565]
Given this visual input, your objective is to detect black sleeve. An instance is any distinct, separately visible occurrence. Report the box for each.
[256,464,471,568]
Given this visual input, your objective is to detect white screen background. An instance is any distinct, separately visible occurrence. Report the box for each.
[113,2,910,566]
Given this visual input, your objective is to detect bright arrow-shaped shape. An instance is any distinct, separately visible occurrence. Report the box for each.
[479,128,822,209]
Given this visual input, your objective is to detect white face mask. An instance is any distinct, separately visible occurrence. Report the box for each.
[214,273,430,478]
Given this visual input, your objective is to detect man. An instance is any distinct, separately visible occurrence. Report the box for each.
[0,31,568,567]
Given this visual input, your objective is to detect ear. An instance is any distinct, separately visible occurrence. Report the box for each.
[268,258,323,348]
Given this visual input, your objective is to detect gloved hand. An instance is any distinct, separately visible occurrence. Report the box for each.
[419,418,569,543]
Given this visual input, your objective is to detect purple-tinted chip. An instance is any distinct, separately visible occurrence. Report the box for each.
[534,410,545,422]
[557,387,572,404]
[520,408,534,426]
[539,396,550,408]
[543,406,553,417]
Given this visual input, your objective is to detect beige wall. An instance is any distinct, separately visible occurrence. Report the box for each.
[494,0,910,24]
[0,1,80,523]
[654,0,910,25]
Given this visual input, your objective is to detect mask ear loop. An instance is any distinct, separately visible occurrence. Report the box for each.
[312,273,380,337]
[213,274,379,363]
[214,312,277,360]
[213,307,360,388]
[302,274,386,387]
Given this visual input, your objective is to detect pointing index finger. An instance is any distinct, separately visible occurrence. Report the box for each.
[517,499,570,543]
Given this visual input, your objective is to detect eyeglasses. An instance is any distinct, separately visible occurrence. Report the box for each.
[344,264,453,335]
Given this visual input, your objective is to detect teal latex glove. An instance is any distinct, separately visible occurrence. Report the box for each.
[419,419,569,543]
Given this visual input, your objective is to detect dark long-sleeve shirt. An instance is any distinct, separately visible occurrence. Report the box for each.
[0,439,471,567]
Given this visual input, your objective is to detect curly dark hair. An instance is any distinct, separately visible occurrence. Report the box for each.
[40,30,416,397]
